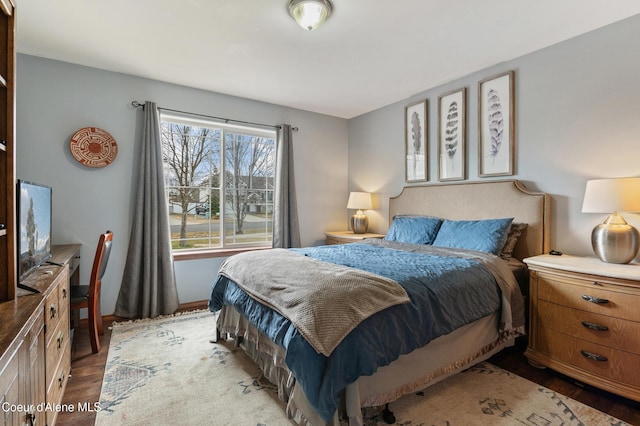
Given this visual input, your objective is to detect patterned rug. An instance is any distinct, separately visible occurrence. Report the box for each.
[95,310,628,426]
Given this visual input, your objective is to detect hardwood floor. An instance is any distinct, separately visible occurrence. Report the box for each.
[491,339,640,425]
[57,324,640,425]
[57,321,113,426]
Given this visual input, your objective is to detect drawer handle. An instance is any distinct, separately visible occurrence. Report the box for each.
[580,350,608,362]
[50,304,57,319]
[58,370,66,388]
[27,412,36,426]
[581,321,609,331]
[62,288,67,299]
[581,294,609,304]
[57,331,64,349]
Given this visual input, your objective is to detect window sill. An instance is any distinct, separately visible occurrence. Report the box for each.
[172,246,271,261]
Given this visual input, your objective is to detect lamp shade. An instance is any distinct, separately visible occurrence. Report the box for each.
[347,192,372,210]
[288,0,333,31]
[582,177,640,264]
[582,178,640,213]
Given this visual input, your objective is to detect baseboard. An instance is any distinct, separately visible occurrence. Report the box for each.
[76,300,210,326]
[176,299,209,313]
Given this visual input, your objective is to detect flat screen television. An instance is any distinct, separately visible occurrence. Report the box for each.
[17,179,52,283]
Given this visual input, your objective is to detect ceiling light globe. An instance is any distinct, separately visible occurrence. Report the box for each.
[288,0,333,31]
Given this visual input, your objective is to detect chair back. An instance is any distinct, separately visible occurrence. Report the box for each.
[90,231,113,294]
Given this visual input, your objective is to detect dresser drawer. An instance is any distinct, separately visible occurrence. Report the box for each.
[58,273,70,318]
[537,273,640,322]
[46,343,70,426]
[45,318,70,389]
[538,300,640,355]
[537,326,640,390]
[44,284,61,335]
[44,269,69,347]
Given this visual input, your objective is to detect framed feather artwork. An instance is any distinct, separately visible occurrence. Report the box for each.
[478,70,515,177]
[404,99,428,182]
[438,88,466,181]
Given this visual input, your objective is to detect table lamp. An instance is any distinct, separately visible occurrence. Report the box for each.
[347,192,372,234]
[581,178,640,264]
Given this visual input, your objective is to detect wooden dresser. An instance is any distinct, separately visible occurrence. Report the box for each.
[523,254,640,402]
[0,1,72,422]
[0,265,70,426]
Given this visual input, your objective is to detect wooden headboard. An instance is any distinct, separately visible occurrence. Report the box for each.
[389,180,550,260]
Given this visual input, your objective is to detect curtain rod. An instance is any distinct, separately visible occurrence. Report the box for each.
[130,101,298,132]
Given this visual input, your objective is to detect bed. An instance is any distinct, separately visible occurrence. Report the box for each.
[208,180,550,425]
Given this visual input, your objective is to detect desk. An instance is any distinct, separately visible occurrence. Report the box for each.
[52,244,81,328]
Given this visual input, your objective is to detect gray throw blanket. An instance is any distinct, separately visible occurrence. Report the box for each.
[218,248,410,356]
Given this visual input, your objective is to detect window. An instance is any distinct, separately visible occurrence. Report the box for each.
[160,112,276,253]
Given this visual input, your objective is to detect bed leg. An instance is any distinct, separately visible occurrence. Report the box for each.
[382,404,395,424]
[209,328,223,343]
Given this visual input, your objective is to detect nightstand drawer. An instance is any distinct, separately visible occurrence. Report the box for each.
[538,326,640,389]
[326,236,347,245]
[537,273,640,322]
[538,300,640,354]
[324,231,385,245]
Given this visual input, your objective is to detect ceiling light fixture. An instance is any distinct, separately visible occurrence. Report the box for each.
[288,0,333,31]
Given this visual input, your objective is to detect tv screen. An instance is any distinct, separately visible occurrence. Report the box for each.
[17,180,52,281]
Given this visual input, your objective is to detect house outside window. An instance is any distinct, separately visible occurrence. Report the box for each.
[160,112,276,252]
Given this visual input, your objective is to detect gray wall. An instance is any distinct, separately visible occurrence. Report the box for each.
[349,14,640,259]
[16,55,349,314]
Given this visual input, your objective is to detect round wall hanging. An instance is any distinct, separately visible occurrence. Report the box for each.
[69,127,118,168]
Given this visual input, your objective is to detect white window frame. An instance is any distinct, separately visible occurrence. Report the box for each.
[160,111,276,256]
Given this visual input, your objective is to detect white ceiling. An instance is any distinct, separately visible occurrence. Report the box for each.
[16,0,640,119]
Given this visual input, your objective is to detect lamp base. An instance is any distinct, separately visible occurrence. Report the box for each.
[351,212,369,234]
[591,214,639,264]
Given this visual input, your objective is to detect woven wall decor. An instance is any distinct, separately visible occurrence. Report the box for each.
[69,127,118,168]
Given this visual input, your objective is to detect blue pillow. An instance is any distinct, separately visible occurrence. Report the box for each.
[384,216,443,244]
[432,218,514,255]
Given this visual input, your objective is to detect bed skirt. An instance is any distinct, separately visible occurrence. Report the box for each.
[216,305,516,426]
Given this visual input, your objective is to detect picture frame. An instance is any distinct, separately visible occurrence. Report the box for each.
[478,70,515,177]
[438,88,466,181]
[404,99,428,182]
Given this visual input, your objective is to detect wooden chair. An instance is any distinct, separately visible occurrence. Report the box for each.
[70,230,113,353]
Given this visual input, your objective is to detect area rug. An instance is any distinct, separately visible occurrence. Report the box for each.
[95,310,628,426]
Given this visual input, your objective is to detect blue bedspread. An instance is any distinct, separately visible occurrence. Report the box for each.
[209,241,503,422]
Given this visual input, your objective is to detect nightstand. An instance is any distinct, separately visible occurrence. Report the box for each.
[324,231,385,245]
[523,254,640,402]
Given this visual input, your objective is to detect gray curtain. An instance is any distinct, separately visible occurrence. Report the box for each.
[272,124,301,248]
[115,101,180,318]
